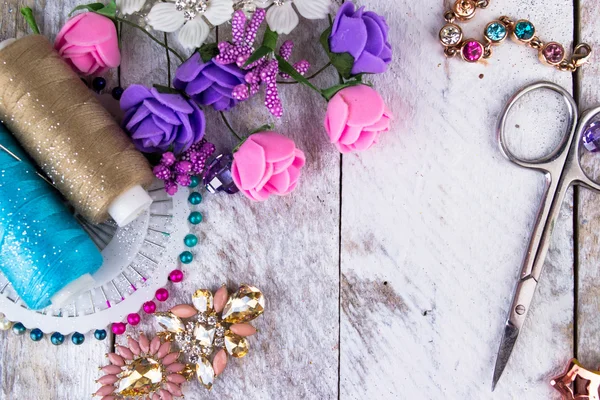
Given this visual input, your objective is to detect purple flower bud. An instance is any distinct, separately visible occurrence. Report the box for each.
[176,174,192,187]
[153,164,171,181]
[175,160,192,174]
[161,152,176,167]
[165,180,178,196]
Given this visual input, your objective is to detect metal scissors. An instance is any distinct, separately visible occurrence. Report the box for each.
[492,81,600,390]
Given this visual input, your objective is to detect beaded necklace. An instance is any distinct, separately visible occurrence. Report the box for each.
[439,0,592,71]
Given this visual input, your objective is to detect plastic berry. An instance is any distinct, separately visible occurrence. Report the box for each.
[188,211,203,225]
[155,288,169,302]
[94,329,107,341]
[71,332,85,345]
[179,251,193,264]
[30,328,43,342]
[184,234,198,247]
[143,301,157,314]
[127,313,141,326]
[111,86,124,100]
[112,322,127,335]
[51,332,65,345]
[169,269,184,283]
[92,77,107,92]
[188,192,202,205]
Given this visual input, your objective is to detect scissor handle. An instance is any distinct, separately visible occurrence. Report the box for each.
[497,81,578,172]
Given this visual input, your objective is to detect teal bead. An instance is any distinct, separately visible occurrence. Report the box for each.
[94,329,107,341]
[188,211,203,225]
[71,332,85,345]
[184,234,198,247]
[51,332,65,345]
[12,322,25,335]
[189,176,200,188]
[30,328,43,341]
[485,21,507,42]
[179,251,193,264]
[188,192,203,205]
[514,20,535,41]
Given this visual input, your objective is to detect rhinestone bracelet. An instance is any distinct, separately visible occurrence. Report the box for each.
[439,0,592,71]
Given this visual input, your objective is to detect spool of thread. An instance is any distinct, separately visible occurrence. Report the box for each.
[0,35,154,226]
[0,122,103,310]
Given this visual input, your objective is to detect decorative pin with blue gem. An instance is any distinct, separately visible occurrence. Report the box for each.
[439,0,592,71]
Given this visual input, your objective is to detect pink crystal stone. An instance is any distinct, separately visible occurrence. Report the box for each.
[143,301,157,314]
[127,313,141,326]
[112,322,126,335]
[462,40,484,63]
[542,42,565,64]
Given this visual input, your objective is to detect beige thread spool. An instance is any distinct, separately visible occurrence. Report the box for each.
[0,35,154,226]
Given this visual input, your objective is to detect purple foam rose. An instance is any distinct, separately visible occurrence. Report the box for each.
[120,85,206,154]
[174,52,246,112]
[329,2,392,75]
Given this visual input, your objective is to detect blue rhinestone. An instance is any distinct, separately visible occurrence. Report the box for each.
[71,332,85,345]
[51,332,65,345]
[12,322,26,335]
[94,329,107,341]
[30,328,43,341]
[514,21,535,41]
[188,192,203,205]
[189,176,200,188]
[486,22,507,42]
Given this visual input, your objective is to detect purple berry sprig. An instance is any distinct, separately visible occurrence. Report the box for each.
[153,139,216,195]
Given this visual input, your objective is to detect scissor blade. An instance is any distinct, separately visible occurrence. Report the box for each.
[492,321,520,391]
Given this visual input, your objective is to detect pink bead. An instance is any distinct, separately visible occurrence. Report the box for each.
[143,301,156,314]
[461,40,484,63]
[155,288,169,302]
[168,270,184,283]
[111,322,126,335]
[127,313,141,326]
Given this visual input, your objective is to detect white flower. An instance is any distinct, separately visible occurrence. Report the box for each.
[255,0,330,35]
[147,0,234,50]
[116,0,146,15]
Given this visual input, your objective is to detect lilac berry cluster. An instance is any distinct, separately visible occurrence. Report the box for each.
[215,9,310,117]
[153,139,216,195]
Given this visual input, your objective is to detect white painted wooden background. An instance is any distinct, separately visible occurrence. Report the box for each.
[1,0,600,399]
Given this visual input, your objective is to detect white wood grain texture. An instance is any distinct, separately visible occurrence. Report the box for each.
[0,2,113,400]
[339,1,575,399]
[576,0,600,371]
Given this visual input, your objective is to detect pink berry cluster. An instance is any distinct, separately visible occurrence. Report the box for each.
[153,139,216,195]
[215,9,310,118]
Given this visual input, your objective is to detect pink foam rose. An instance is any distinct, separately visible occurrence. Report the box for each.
[54,12,120,76]
[324,84,393,153]
[231,132,305,201]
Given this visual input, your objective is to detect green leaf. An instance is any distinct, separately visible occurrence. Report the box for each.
[69,3,104,16]
[153,84,184,95]
[321,79,365,101]
[244,46,272,67]
[198,42,219,63]
[20,7,40,34]
[319,26,355,80]
[69,0,116,19]
[262,27,279,50]
[249,123,274,135]
[275,55,322,96]
[96,0,117,19]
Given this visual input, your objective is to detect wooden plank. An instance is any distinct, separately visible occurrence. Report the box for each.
[0,1,113,399]
[339,1,575,398]
[576,0,600,371]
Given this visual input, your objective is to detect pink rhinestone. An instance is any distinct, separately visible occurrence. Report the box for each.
[542,42,565,64]
[462,40,484,63]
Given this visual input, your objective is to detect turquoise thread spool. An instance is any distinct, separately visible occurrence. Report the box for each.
[0,123,103,310]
